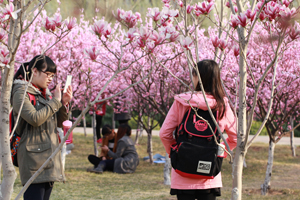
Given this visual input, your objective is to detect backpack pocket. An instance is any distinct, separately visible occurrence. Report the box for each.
[171,142,223,179]
[26,143,53,170]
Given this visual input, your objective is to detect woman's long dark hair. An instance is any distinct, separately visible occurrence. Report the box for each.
[192,60,226,119]
[14,55,56,81]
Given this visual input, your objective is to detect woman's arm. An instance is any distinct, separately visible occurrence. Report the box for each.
[159,101,187,155]
[107,140,126,159]
[13,89,62,127]
[221,103,238,157]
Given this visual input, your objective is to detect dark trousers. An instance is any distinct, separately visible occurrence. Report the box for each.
[24,182,54,200]
[88,155,115,171]
[177,193,216,200]
[96,115,103,140]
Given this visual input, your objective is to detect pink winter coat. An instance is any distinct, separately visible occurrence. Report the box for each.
[159,92,237,190]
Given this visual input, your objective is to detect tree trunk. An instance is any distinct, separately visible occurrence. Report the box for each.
[92,111,98,156]
[231,27,248,200]
[147,130,153,164]
[135,120,140,144]
[83,114,87,136]
[163,153,171,185]
[0,66,17,200]
[261,140,275,195]
[135,112,143,144]
[290,116,296,157]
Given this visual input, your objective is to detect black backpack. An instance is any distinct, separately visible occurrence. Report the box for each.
[170,107,223,179]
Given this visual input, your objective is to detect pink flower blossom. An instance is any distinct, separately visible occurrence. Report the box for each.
[139,26,150,41]
[1,2,21,20]
[234,6,238,13]
[230,15,239,28]
[0,47,10,66]
[53,14,63,27]
[113,8,124,22]
[137,38,146,48]
[65,17,77,30]
[0,29,5,40]
[179,35,193,50]
[265,2,280,21]
[178,1,184,7]
[194,1,214,16]
[91,19,111,38]
[282,0,291,7]
[44,17,56,31]
[187,5,194,14]
[225,2,230,8]
[211,36,219,48]
[245,9,256,22]
[237,13,248,27]
[119,10,140,28]
[126,28,138,42]
[84,47,99,61]
[233,45,239,56]
[148,7,161,22]
[149,30,165,45]
[218,39,227,51]
[289,27,300,40]
[259,12,266,21]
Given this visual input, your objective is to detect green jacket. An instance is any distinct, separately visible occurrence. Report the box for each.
[12,80,68,185]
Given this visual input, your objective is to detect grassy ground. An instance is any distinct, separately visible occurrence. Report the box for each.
[10,133,300,200]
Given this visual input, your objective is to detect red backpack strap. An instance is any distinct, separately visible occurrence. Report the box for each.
[27,93,36,106]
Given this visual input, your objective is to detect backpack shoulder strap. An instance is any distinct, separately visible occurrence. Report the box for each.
[27,93,36,106]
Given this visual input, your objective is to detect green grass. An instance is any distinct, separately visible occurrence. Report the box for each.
[9,133,300,200]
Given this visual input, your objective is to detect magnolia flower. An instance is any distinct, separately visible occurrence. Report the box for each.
[148,7,161,22]
[0,29,5,40]
[178,1,184,7]
[139,26,150,41]
[265,3,280,21]
[233,45,239,56]
[194,1,214,16]
[187,5,194,14]
[44,17,56,31]
[211,36,219,48]
[0,47,10,68]
[1,2,21,20]
[237,13,248,27]
[65,17,77,30]
[113,8,124,22]
[259,12,266,21]
[289,27,300,40]
[92,20,111,38]
[149,30,165,45]
[230,15,239,29]
[137,38,146,48]
[179,35,193,50]
[225,1,230,8]
[120,10,139,28]
[84,47,99,61]
[53,14,63,27]
[126,28,138,42]
[218,39,227,51]
[282,0,291,7]
[245,9,256,22]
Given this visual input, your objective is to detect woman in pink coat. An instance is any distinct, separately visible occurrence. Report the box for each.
[160,60,237,200]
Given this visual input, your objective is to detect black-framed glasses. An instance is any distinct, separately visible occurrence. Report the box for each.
[40,70,55,79]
